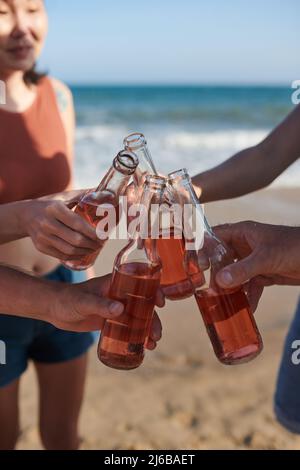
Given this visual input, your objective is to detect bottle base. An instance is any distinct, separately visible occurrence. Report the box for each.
[99,351,144,370]
[162,280,194,301]
[218,342,263,365]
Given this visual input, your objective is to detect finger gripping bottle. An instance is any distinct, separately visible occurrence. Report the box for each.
[169,168,263,365]
[64,150,138,271]
[98,175,165,370]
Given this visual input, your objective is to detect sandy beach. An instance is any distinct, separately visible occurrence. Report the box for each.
[17,186,300,450]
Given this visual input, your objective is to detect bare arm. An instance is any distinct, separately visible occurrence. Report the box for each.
[192,104,300,202]
[0,190,84,244]
[0,190,104,267]
[0,267,120,328]
[0,266,164,348]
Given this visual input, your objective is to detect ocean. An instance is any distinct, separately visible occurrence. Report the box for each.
[71,85,300,189]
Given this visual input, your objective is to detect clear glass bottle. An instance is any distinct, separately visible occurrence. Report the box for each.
[98,175,165,370]
[169,168,263,365]
[156,174,198,300]
[64,150,138,271]
[124,133,194,299]
[124,132,158,187]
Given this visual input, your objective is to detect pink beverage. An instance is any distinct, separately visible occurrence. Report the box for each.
[169,169,263,365]
[68,191,121,270]
[99,262,161,370]
[63,150,138,271]
[156,177,205,301]
[157,232,194,300]
[98,175,165,370]
[195,287,263,365]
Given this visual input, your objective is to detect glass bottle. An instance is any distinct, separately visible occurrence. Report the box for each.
[156,175,197,300]
[124,132,158,187]
[64,150,138,271]
[124,133,194,299]
[169,168,263,365]
[98,175,165,370]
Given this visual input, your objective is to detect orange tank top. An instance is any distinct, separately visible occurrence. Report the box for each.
[0,77,72,203]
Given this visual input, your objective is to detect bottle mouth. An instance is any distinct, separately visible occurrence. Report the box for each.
[145,175,168,189]
[168,168,190,181]
[115,150,139,174]
[145,174,167,187]
[123,132,146,151]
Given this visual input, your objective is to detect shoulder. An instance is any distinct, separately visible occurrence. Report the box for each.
[48,77,74,115]
[46,78,75,161]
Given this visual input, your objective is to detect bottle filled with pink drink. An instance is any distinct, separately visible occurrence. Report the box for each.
[169,168,263,365]
[63,150,138,270]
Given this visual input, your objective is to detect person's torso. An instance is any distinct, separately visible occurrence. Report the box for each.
[0,77,72,275]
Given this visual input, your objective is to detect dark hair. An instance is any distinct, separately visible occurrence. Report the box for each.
[23,64,47,85]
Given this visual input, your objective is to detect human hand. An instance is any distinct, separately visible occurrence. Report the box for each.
[213,222,300,311]
[21,191,101,261]
[51,274,165,349]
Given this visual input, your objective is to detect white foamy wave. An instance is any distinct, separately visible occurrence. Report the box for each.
[75,125,128,188]
[163,129,269,150]
[76,124,128,141]
[74,126,300,189]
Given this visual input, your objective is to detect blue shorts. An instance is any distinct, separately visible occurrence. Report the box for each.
[0,265,95,388]
[274,298,300,433]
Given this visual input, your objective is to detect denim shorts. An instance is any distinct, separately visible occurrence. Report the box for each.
[274,297,300,433]
[0,265,95,388]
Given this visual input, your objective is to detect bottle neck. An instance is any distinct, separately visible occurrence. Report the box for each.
[184,178,213,235]
[131,181,165,241]
[136,145,158,175]
[127,145,158,186]
[169,172,215,246]
[96,152,137,196]
[96,166,130,195]
[123,179,166,269]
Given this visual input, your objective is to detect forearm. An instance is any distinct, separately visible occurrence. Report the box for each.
[0,200,30,244]
[0,265,62,320]
[192,145,271,202]
[192,105,300,203]
[281,226,300,280]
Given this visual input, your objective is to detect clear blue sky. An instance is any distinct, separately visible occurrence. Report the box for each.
[40,0,299,85]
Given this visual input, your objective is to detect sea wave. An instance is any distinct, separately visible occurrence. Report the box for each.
[74,125,300,189]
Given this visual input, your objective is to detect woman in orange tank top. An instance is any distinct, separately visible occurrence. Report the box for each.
[0,0,99,450]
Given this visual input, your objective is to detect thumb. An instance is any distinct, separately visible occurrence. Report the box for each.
[81,294,124,319]
[65,190,88,209]
[216,253,263,289]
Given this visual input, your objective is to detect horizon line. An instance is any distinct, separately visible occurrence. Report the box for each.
[67,81,291,88]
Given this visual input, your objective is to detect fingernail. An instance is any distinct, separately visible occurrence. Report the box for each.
[109,301,124,316]
[219,270,233,286]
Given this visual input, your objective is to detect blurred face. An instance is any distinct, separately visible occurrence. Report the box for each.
[0,0,47,74]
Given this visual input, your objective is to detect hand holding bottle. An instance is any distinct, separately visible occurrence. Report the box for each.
[64,150,139,271]
[20,192,100,260]
[50,273,164,344]
[98,176,166,370]
[214,222,300,312]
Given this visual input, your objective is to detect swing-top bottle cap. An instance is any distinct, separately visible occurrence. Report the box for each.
[123,132,147,151]
[114,150,139,175]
